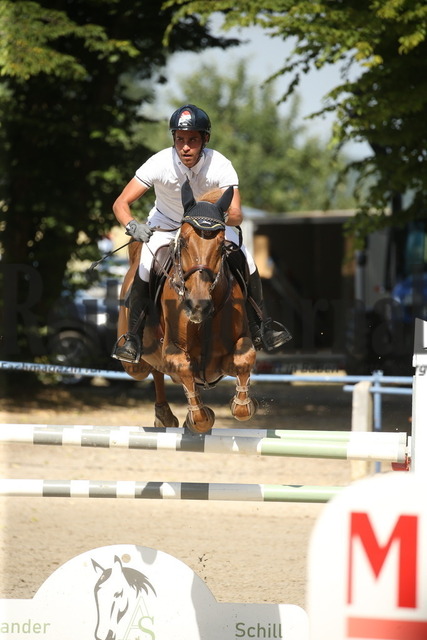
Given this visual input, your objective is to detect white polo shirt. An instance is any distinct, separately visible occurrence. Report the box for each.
[134,147,239,229]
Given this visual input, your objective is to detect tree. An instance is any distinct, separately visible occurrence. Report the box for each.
[147,60,357,212]
[164,0,427,238]
[0,0,239,361]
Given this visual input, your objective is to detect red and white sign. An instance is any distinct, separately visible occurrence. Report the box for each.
[308,472,427,639]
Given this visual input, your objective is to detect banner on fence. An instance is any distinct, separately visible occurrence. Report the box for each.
[308,472,427,639]
[0,545,308,640]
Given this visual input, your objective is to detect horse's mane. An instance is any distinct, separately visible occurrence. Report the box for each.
[198,188,223,204]
[122,566,157,597]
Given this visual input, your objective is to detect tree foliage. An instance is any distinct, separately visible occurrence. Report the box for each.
[146,61,356,212]
[164,0,427,238]
[0,0,239,354]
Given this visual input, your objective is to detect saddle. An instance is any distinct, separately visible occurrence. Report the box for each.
[150,243,174,308]
[123,240,249,312]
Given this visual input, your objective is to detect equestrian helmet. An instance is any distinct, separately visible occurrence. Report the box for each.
[169,104,211,135]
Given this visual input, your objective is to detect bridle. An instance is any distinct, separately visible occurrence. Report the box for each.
[170,225,229,300]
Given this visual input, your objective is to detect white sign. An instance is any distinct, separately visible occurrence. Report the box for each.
[307,472,427,639]
[0,545,308,640]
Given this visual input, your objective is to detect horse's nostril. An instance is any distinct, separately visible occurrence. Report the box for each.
[185,299,207,311]
[183,297,213,322]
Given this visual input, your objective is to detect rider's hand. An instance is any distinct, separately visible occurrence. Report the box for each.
[125,219,153,243]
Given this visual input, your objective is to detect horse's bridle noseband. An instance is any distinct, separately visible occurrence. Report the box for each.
[170,230,227,299]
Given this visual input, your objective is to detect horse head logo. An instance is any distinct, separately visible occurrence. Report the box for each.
[92,555,156,640]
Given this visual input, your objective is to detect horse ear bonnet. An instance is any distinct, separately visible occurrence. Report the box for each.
[181,181,234,231]
[181,179,197,213]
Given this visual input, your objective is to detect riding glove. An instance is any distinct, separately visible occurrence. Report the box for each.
[125,220,153,243]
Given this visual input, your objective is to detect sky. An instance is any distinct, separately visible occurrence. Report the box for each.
[155,17,370,160]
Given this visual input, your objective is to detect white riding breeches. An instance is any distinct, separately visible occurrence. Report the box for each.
[138,226,256,281]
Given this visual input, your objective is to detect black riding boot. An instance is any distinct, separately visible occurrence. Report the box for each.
[247,269,292,353]
[112,273,150,363]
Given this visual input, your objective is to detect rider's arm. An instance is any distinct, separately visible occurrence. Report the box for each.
[112,177,150,227]
[225,187,243,226]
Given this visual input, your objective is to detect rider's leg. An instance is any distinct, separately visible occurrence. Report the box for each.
[246,266,292,352]
[112,270,150,363]
[112,229,170,363]
[224,228,292,353]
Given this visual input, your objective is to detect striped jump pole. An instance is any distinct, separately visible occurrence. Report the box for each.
[1,423,409,443]
[0,425,408,463]
[0,479,341,503]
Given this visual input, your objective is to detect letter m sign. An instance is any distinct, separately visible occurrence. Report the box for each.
[348,512,418,608]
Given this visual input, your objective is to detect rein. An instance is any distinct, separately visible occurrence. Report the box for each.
[90,221,242,303]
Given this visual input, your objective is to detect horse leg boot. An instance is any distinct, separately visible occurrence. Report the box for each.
[112,273,150,363]
[247,268,292,353]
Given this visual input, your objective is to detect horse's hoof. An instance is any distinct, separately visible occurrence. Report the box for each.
[230,397,258,421]
[183,407,215,434]
[154,402,179,428]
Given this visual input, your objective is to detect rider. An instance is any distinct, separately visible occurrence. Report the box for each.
[111,104,291,363]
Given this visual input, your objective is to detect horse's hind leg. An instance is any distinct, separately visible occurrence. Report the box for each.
[152,370,179,428]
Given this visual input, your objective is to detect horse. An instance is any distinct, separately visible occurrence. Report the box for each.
[92,555,156,640]
[116,181,258,434]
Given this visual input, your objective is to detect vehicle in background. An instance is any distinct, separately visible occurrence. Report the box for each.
[47,257,127,383]
[47,217,427,379]
[245,213,427,375]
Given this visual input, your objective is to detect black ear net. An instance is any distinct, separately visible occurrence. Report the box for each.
[181,180,234,217]
[216,185,234,214]
[181,179,197,213]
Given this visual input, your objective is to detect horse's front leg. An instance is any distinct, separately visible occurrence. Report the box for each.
[181,376,215,434]
[230,373,258,421]
[226,337,258,422]
[161,346,215,434]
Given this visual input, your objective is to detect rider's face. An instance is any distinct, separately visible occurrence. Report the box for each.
[173,130,205,168]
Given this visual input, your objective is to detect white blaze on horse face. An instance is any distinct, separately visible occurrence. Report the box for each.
[93,557,137,640]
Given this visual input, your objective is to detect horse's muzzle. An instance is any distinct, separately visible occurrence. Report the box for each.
[184,297,213,323]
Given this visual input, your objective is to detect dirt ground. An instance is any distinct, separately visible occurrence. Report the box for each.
[0,377,412,611]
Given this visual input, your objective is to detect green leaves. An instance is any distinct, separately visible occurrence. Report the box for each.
[165,60,355,212]
[0,1,138,80]
[164,0,427,235]
[1,0,240,336]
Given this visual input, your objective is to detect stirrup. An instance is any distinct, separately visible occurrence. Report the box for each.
[111,333,142,364]
[261,319,292,353]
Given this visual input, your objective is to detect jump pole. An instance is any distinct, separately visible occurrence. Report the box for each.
[0,425,408,463]
[1,423,409,443]
[0,479,341,503]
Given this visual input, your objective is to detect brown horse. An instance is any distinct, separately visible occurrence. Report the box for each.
[117,182,257,433]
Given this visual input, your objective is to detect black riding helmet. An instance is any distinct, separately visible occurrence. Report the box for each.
[169,104,211,135]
